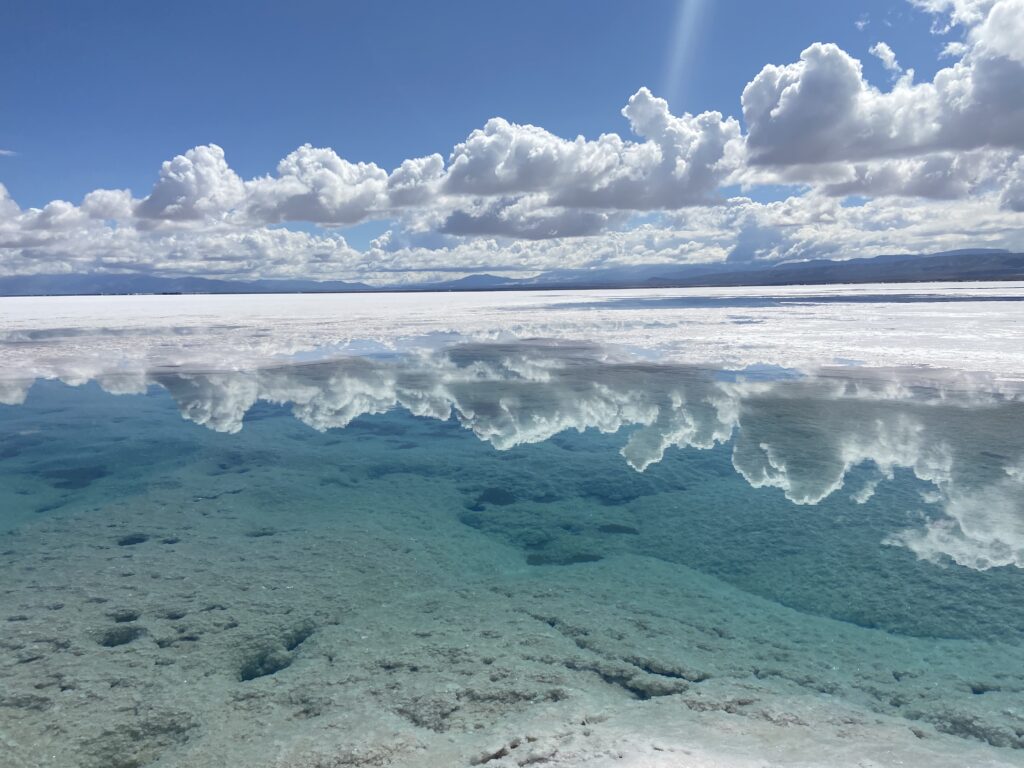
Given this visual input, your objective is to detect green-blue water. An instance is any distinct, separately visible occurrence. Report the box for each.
[1,342,1022,767]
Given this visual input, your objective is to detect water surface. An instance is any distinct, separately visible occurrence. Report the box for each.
[1,336,1022,767]
[2,289,1024,767]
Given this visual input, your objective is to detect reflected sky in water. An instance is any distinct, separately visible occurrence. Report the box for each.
[4,334,1024,764]
[5,339,1023,573]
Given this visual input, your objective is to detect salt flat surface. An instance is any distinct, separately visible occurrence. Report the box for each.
[2,282,1024,382]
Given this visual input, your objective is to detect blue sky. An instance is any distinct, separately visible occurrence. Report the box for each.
[0,0,944,205]
[0,0,1021,282]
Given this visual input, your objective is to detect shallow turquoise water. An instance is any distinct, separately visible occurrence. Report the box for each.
[1,341,1023,766]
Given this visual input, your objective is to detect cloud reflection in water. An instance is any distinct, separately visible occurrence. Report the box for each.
[9,339,1024,571]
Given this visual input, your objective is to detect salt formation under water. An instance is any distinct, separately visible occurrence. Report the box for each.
[1,286,1023,767]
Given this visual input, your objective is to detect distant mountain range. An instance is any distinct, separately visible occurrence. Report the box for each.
[2,249,1022,297]
[0,273,372,296]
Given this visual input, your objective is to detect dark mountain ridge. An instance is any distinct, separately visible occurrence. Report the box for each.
[1,250,1021,297]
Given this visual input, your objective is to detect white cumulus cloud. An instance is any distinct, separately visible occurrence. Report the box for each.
[245,144,390,225]
[135,144,245,221]
[0,0,1020,283]
[869,41,903,75]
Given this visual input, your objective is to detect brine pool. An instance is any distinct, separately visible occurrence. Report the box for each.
[1,288,1023,767]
